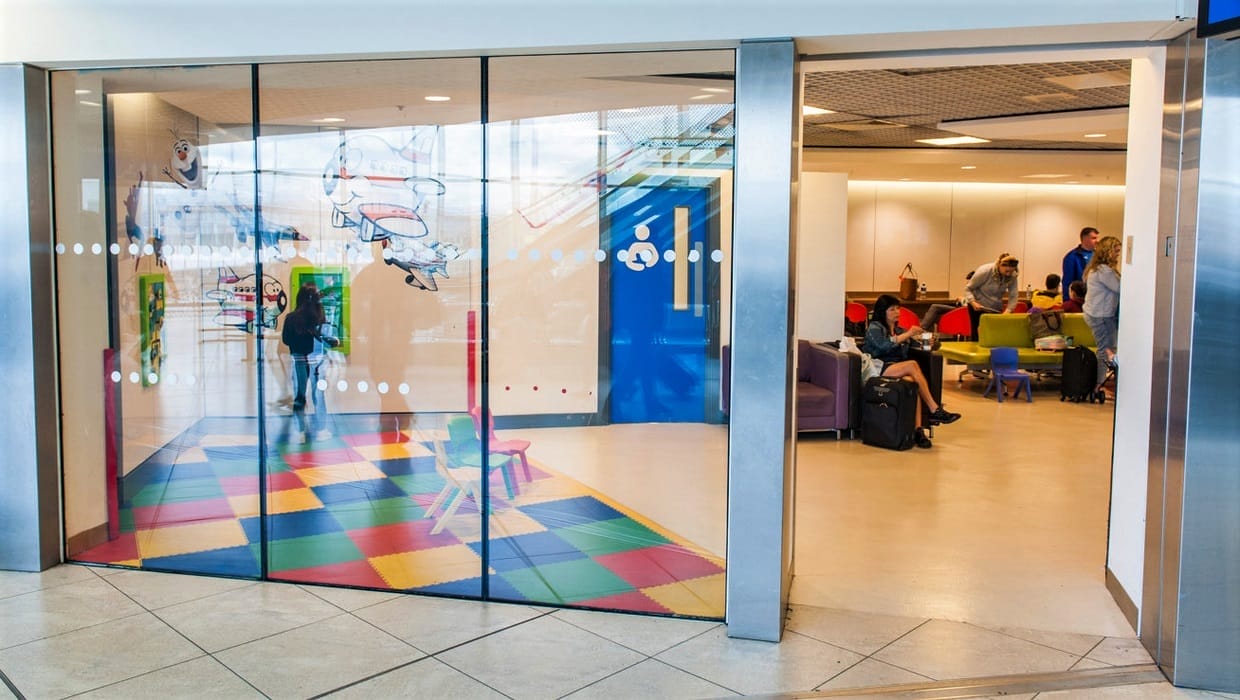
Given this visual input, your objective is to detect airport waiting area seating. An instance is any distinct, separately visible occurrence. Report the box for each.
[938,312,1096,378]
[722,340,859,436]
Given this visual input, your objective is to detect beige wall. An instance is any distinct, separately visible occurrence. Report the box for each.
[845,181,1125,298]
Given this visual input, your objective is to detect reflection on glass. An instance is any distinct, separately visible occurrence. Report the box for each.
[485,51,733,617]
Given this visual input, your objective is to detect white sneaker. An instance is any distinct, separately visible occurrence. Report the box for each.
[289,432,307,445]
[314,429,333,441]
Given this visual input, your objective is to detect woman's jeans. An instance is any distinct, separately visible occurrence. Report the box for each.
[292,354,328,433]
[1084,313,1118,388]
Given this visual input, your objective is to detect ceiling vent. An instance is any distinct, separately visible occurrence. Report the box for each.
[822,119,908,131]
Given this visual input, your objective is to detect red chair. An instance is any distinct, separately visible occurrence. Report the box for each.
[898,306,921,330]
[938,306,972,339]
[1013,301,1029,313]
[468,406,533,491]
[845,302,867,324]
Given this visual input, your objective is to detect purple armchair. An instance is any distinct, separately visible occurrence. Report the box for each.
[721,340,859,436]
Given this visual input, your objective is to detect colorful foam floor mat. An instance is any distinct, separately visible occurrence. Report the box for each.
[73,415,725,618]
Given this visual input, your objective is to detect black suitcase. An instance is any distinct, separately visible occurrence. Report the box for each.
[1060,346,1100,403]
[861,376,917,450]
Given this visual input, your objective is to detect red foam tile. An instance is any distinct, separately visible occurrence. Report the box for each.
[267,470,306,492]
[131,498,239,529]
[270,559,391,589]
[574,590,672,615]
[281,447,366,470]
[72,533,139,564]
[595,545,725,589]
[347,520,461,558]
[218,475,259,496]
[341,431,409,448]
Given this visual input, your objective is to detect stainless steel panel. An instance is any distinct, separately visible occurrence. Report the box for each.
[0,64,61,571]
[1173,36,1240,692]
[726,39,798,642]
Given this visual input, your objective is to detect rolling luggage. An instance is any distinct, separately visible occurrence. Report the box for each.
[861,376,917,450]
[1060,346,1099,403]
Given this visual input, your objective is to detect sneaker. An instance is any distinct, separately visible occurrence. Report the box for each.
[314,429,333,442]
[914,428,933,449]
[289,432,307,445]
[929,406,961,425]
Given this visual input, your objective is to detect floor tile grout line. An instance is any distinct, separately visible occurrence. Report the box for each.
[961,618,1113,659]
[58,654,271,700]
[550,608,724,660]
[556,656,739,700]
[0,667,24,700]
[0,607,152,654]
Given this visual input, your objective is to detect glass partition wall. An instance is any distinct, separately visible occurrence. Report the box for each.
[55,50,732,618]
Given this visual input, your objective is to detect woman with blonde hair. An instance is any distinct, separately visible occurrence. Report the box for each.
[1083,236,1122,398]
[963,252,1020,341]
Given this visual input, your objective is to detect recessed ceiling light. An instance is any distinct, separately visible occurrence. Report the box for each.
[1084,133,1108,138]
[700,87,729,94]
[424,95,451,102]
[899,178,912,181]
[79,100,101,107]
[1066,180,1080,184]
[917,136,990,146]
[1022,173,1072,179]
[960,165,977,170]
[690,94,712,100]
[312,117,346,123]
[802,105,835,116]
[74,88,91,95]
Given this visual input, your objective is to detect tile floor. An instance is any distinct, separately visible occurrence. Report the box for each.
[2,564,1239,699]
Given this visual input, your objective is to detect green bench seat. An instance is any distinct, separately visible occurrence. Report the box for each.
[938,313,1096,371]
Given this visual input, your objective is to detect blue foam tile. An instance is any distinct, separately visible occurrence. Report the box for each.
[469,531,586,572]
[311,478,410,506]
[204,445,262,462]
[372,455,438,477]
[239,516,262,543]
[266,508,345,540]
[410,576,486,598]
[141,545,261,578]
[518,496,625,529]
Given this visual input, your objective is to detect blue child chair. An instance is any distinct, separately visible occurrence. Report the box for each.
[983,347,1032,403]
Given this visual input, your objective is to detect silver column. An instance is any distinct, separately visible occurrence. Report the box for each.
[1143,34,1240,693]
[0,64,61,571]
[726,39,799,642]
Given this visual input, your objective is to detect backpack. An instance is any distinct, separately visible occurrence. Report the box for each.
[1028,309,1064,339]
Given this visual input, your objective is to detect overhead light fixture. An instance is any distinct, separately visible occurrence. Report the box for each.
[960,165,977,170]
[74,88,91,95]
[1022,173,1072,179]
[79,100,101,107]
[917,136,990,146]
[312,117,346,123]
[690,94,712,100]
[1084,133,1108,138]
[802,105,835,116]
[700,87,729,94]
[424,95,451,102]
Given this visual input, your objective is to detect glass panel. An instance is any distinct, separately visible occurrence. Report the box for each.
[55,66,262,576]
[486,51,733,616]
[256,59,483,593]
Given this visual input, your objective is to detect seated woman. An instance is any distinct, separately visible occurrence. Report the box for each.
[862,294,962,448]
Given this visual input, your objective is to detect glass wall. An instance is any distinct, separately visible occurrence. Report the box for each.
[54,50,731,618]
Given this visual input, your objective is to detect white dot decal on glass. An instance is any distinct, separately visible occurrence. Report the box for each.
[711,249,724,263]
[281,244,294,258]
[185,375,197,386]
[110,243,121,255]
[55,243,66,255]
[382,247,394,260]
[616,249,629,263]
[128,243,140,255]
[550,249,563,261]
[128,372,140,384]
[357,381,369,393]
[73,243,84,255]
[317,379,328,392]
[143,244,154,256]
[593,249,607,262]
[219,246,231,257]
[663,249,676,263]
[239,246,251,260]
[574,250,587,263]
[336,380,349,392]
[147,373,159,384]
[166,373,178,385]
[180,245,191,256]
[528,249,541,261]
[506,249,518,261]
[110,371,121,383]
[377,382,389,394]
[398,383,410,395]
[688,249,701,263]
[308,244,320,257]
[91,243,102,255]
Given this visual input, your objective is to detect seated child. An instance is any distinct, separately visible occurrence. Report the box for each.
[1030,273,1063,309]
[1061,280,1086,313]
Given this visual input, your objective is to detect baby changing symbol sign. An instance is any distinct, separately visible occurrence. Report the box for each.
[622,224,659,272]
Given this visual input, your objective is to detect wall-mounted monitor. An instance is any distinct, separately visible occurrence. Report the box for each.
[1198,0,1240,38]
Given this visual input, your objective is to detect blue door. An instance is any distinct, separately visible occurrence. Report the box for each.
[608,185,715,423]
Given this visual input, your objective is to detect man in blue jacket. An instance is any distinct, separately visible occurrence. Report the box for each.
[1062,226,1098,296]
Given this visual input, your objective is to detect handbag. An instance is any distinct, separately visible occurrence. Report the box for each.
[898,263,919,301]
[1029,309,1064,339]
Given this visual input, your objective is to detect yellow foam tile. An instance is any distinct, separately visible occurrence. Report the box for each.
[267,487,323,515]
[369,544,483,589]
[226,494,260,519]
[642,573,726,618]
[198,434,259,448]
[507,478,590,506]
[351,441,431,462]
[171,447,209,464]
[135,519,249,560]
[295,462,387,487]
[451,508,548,544]
[113,559,141,568]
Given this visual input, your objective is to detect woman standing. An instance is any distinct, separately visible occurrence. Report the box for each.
[281,284,340,442]
[1082,236,1122,399]
[963,253,1021,341]
[863,294,962,448]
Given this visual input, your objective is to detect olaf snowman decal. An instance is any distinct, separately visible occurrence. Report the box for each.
[162,132,204,190]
